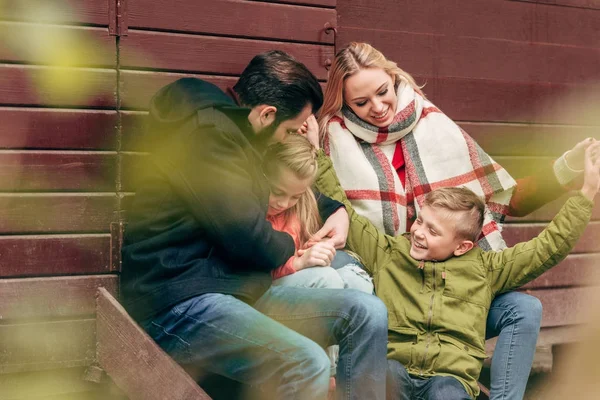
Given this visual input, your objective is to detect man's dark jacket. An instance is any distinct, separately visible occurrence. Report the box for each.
[121,78,341,322]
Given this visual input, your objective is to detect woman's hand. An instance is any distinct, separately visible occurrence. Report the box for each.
[293,240,336,271]
[581,140,600,201]
[565,137,595,171]
[297,114,320,149]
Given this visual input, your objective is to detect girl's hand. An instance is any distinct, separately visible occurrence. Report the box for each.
[293,241,336,271]
[565,137,595,171]
[581,140,600,201]
[297,114,320,149]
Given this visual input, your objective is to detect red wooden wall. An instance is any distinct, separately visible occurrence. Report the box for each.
[0,0,598,397]
[336,0,600,347]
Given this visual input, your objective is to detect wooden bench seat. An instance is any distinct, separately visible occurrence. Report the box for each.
[0,276,211,400]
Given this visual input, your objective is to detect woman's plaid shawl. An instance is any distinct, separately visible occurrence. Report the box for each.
[323,81,516,251]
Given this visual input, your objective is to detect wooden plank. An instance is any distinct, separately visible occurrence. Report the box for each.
[9,393,126,400]
[120,70,326,111]
[120,30,333,80]
[485,325,585,357]
[506,193,600,222]
[521,253,600,290]
[0,234,112,278]
[420,75,600,125]
[0,275,118,320]
[128,0,335,44]
[0,108,118,150]
[0,151,117,191]
[338,0,600,48]
[96,288,212,400]
[337,27,600,84]
[0,319,96,374]
[459,122,599,157]
[256,0,336,7]
[0,65,116,108]
[121,111,146,151]
[0,23,114,67]
[120,152,146,192]
[120,70,235,110]
[494,155,557,179]
[1,0,109,25]
[0,368,99,399]
[504,222,600,253]
[0,193,117,234]
[523,286,598,327]
[514,0,600,10]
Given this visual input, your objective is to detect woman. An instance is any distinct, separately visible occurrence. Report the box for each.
[308,42,591,399]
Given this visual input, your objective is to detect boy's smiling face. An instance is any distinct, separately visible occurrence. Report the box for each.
[409,205,474,261]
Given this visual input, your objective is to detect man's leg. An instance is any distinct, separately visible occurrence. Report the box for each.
[142,293,331,400]
[486,291,543,400]
[255,286,388,400]
[272,266,345,378]
[385,359,412,400]
[416,376,471,400]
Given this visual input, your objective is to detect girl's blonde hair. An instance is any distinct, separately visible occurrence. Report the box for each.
[318,42,424,138]
[263,134,322,245]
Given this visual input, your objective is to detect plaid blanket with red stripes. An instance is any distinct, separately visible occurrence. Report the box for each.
[323,82,516,251]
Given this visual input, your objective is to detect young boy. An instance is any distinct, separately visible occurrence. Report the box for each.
[314,142,600,400]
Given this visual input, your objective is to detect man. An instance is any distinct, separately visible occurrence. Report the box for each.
[121,51,387,400]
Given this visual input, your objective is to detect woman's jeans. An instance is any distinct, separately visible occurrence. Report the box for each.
[486,291,542,400]
[142,284,388,400]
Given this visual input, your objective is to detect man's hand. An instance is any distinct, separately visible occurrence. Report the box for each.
[293,241,336,271]
[581,139,600,201]
[311,207,349,249]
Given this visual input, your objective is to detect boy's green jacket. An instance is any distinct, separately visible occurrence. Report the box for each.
[315,151,593,398]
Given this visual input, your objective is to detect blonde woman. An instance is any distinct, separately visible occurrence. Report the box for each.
[304,42,592,400]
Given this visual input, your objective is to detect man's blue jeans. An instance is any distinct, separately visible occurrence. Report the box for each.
[142,285,388,400]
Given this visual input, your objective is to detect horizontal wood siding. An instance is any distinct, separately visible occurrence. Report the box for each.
[0,5,119,398]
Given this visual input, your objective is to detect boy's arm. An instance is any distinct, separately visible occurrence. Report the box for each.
[489,192,593,294]
[314,151,398,275]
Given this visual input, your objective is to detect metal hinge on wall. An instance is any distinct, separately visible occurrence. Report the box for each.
[109,0,128,36]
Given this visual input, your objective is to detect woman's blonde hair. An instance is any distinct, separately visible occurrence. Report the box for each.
[263,134,322,245]
[318,42,424,138]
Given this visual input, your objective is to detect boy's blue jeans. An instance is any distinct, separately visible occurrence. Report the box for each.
[332,252,542,400]
[386,359,471,400]
[142,285,388,400]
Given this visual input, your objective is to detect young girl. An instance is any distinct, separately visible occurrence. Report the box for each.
[262,133,373,294]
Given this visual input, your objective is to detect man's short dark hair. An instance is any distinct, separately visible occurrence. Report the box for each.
[233,51,323,124]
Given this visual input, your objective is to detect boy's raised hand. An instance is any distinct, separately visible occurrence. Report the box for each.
[581,139,600,201]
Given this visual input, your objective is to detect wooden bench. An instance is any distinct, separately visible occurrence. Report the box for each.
[0,278,211,400]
